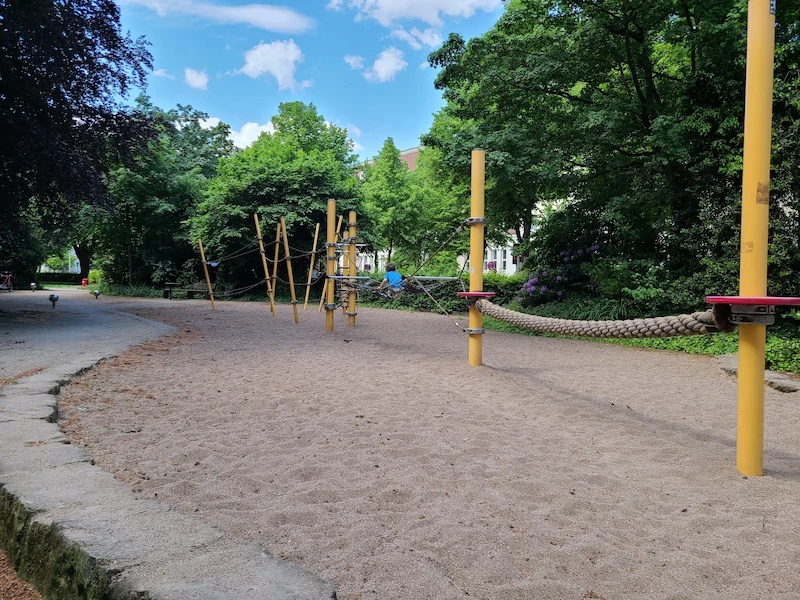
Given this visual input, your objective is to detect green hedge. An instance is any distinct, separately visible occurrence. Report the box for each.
[37,273,84,284]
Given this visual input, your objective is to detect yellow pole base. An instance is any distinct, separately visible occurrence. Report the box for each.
[736,324,766,476]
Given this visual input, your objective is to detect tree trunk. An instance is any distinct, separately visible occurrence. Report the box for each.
[73,242,91,279]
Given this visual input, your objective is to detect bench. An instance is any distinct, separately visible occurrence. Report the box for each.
[163,282,216,300]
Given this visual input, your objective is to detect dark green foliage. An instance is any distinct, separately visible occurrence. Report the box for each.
[427,0,800,305]
[0,0,154,222]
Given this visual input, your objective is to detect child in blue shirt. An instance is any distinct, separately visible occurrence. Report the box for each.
[377,263,403,297]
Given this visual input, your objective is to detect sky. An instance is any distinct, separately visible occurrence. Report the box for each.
[118,0,506,160]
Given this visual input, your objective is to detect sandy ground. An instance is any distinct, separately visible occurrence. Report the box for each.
[54,298,800,600]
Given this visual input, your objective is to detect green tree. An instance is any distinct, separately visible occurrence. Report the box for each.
[0,0,153,222]
[361,138,422,263]
[428,0,800,303]
[191,102,360,289]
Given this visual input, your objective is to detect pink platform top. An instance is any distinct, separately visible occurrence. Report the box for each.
[706,296,800,305]
[457,291,497,298]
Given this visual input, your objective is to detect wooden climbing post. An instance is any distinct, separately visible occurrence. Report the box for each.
[270,220,281,315]
[325,200,336,331]
[197,238,216,310]
[303,223,320,310]
[736,0,776,477]
[254,214,276,316]
[347,211,357,327]
[468,149,486,367]
[280,217,299,324]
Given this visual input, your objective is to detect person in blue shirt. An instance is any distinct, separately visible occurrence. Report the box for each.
[377,263,404,297]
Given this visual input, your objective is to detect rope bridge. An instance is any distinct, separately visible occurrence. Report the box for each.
[475,299,736,339]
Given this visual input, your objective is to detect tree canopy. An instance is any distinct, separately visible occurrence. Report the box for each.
[0,0,154,225]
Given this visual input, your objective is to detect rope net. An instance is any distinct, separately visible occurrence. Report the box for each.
[475,299,724,338]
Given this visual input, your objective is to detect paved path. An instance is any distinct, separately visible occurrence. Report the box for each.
[0,289,336,600]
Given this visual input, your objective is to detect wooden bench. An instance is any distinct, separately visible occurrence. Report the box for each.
[163,282,215,300]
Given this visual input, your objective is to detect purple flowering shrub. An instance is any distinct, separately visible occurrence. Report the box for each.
[519,270,565,307]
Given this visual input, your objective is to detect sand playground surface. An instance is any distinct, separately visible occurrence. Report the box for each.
[54,296,800,599]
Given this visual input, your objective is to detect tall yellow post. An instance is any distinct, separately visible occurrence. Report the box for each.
[347,211,357,327]
[197,238,216,310]
[254,214,276,316]
[303,223,320,310]
[737,0,776,477]
[326,200,336,331]
[468,149,486,367]
[280,217,300,324]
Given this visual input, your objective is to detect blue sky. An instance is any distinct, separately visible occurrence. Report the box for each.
[118,0,505,160]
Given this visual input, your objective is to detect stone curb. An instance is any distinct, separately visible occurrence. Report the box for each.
[0,313,337,599]
[716,354,800,393]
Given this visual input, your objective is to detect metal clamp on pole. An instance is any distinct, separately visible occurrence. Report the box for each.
[324,303,338,311]
[464,327,485,335]
[707,296,800,326]
[345,311,358,317]
[465,217,487,225]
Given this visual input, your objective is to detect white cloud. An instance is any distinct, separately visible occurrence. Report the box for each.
[184,67,209,90]
[236,40,306,91]
[418,61,430,69]
[152,68,176,79]
[352,140,365,151]
[389,26,442,50]
[326,0,344,8]
[229,121,275,148]
[363,47,407,82]
[124,0,314,33]
[346,123,362,137]
[389,29,421,50]
[199,117,275,148]
[344,55,364,69]
[344,0,502,27]
[411,27,443,47]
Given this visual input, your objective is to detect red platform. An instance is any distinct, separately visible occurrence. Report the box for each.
[706,296,800,305]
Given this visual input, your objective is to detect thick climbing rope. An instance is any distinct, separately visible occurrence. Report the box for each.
[475,299,722,338]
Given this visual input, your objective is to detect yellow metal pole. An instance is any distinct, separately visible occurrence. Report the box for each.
[280,217,300,324]
[254,214,276,316]
[348,211,357,327]
[326,200,336,331]
[269,220,281,317]
[736,0,776,477]
[304,223,320,310]
[197,239,216,310]
[468,149,486,367]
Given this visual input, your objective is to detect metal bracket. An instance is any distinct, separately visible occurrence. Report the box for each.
[464,327,486,335]
[345,311,357,317]
[729,304,775,325]
[325,242,337,248]
[347,221,357,227]
[465,217,487,225]
[323,303,338,311]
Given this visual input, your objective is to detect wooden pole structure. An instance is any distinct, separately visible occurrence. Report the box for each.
[280,217,300,324]
[197,238,216,310]
[254,214,276,316]
[736,0,776,477]
[269,220,281,316]
[303,223,320,310]
[341,229,349,315]
[325,200,336,331]
[468,149,486,366]
[347,211,357,327]
[318,279,328,313]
